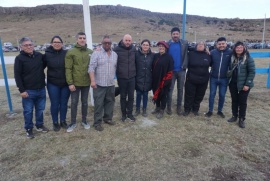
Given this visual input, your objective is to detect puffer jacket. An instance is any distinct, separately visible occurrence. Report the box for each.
[135,47,154,91]
[210,47,232,79]
[44,46,67,87]
[65,43,93,86]
[228,54,256,91]
[114,40,136,79]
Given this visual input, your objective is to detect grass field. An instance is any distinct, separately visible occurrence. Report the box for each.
[0,56,270,180]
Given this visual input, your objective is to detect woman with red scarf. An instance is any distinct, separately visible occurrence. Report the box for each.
[152,41,174,119]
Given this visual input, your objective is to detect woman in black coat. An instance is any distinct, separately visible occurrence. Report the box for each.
[44,35,70,131]
[135,39,154,117]
[183,42,211,116]
[152,41,174,119]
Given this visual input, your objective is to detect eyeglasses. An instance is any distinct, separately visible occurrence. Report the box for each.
[22,44,33,47]
[53,42,62,44]
[103,42,112,45]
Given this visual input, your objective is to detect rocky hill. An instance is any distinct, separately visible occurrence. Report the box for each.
[0,4,269,45]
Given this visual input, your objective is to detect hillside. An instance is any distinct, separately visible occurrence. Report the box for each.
[0,4,269,46]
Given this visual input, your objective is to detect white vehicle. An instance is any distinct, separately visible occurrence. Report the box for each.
[3,42,13,48]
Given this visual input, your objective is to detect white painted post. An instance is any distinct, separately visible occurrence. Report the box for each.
[82,0,94,106]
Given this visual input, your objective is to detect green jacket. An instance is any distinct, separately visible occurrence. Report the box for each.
[228,54,256,91]
[65,44,93,86]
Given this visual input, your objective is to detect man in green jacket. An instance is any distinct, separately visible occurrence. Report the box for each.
[65,32,93,132]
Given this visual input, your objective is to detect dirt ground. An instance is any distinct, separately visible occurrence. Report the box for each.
[0,57,270,180]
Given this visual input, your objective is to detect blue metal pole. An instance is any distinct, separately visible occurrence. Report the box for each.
[182,0,187,40]
[267,63,270,88]
[0,37,13,113]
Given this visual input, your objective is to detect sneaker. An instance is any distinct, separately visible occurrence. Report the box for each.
[82,121,90,129]
[193,111,199,116]
[182,111,190,117]
[121,115,127,122]
[104,120,115,125]
[217,111,225,118]
[26,129,34,139]
[60,121,68,129]
[205,111,213,117]
[67,123,76,132]
[36,125,49,133]
[53,123,60,132]
[227,116,237,122]
[127,114,136,122]
[94,124,104,131]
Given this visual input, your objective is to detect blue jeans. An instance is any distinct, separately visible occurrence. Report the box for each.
[208,77,228,112]
[22,88,46,130]
[136,90,148,109]
[47,82,70,124]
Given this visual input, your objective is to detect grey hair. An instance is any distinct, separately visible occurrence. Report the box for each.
[102,35,111,42]
[19,37,33,46]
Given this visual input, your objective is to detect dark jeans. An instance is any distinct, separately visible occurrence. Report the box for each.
[70,86,90,124]
[93,85,115,126]
[136,90,148,109]
[156,86,170,110]
[47,82,70,124]
[208,77,228,112]
[229,82,250,118]
[22,88,46,130]
[167,70,186,108]
[184,80,208,113]
[118,77,135,116]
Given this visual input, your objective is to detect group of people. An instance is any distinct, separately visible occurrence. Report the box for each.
[14,27,256,139]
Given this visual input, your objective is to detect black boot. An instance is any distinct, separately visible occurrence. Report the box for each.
[142,108,147,117]
[239,118,245,128]
[156,109,164,119]
[152,107,160,114]
[166,106,172,115]
[134,107,140,116]
[227,116,237,122]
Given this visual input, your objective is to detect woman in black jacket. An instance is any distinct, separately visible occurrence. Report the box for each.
[152,41,174,119]
[183,42,211,116]
[44,35,70,131]
[135,39,154,117]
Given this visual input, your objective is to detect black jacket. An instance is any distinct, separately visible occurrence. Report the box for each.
[186,50,212,84]
[135,48,154,91]
[44,46,68,87]
[152,53,174,101]
[114,40,136,79]
[14,51,46,93]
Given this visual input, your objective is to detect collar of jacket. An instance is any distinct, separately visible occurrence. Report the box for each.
[75,43,87,51]
[20,50,36,57]
[118,40,133,50]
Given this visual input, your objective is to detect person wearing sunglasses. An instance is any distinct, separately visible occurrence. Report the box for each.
[88,35,118,131]
[44,35,70,132]
[14,37,48,138]
[65,32,93,132]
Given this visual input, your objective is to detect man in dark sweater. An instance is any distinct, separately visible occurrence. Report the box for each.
[14,37,48,139]
[114,34,137,122]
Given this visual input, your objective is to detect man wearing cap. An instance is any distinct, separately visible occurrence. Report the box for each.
[166,27,189,116]
[205,37,232,118]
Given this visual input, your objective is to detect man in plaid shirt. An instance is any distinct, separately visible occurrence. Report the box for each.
[88,35,118,131]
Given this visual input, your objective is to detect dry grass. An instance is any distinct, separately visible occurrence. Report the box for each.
[0,57,270,180]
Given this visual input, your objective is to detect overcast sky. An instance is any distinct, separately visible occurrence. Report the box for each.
[0,0,269,19]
